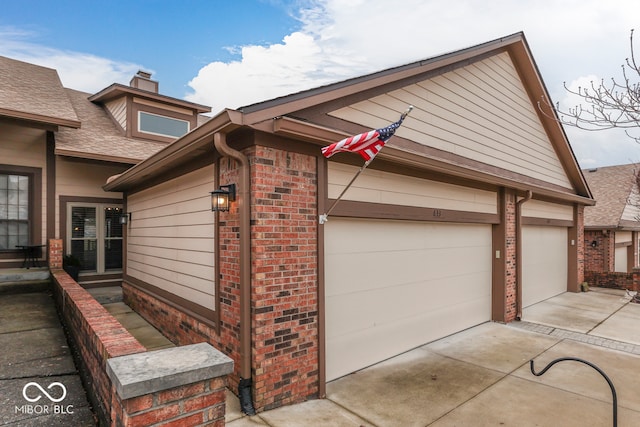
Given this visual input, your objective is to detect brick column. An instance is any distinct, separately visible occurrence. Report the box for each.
[250,146,319,411]
[49,238,63,269]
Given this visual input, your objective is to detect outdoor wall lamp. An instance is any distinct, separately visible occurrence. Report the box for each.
[119,212,131,225]
[211,184,236,212]
[591,240,598,248]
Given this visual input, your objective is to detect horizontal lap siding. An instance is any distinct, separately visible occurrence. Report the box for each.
[328,163,497,214]
[127,165,216,311]
[329,52,572,190]
[521,199,573,221]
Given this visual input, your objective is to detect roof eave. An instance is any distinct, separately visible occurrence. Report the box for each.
[89,84,211,113]
[0,108,81,129]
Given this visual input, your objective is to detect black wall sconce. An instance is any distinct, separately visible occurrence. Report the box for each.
[119,212,131,225]
[591,240,598,248]
[211,184,236,212]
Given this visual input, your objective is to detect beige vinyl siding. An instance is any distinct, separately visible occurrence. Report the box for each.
[126,165,215,311]
[325,218,492,381]
[328,163,497,214]
[329,52,572,189]
[0,124,47,246]
[615,231,632,273]
[521,199,573,221]
[56,158,126,237]
[105,98,127,131]
[621,185,640,222]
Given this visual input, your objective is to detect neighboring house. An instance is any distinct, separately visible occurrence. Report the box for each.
[0,56,210,287]
[103,32,594,412]
[583,164,640,278]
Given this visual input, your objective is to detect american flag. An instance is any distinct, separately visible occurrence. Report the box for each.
[321,110,410,162]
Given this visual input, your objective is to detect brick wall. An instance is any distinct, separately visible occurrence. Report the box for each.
[111,378,227,427]
[249,146,319,411]
[584,230,614,272]
[584,270,635,290]
[49,240,147,425]
[505,191,517,322]
[576,205,585,284]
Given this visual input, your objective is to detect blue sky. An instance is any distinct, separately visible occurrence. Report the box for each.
[2,0,640,167]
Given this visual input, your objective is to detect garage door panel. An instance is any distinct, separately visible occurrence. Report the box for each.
[326,270,491,337]
[326,293,491,381]
[325,218,492,381]
[326,245,489,297]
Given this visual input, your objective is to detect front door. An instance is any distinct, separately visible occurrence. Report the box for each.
[69,204,123,273]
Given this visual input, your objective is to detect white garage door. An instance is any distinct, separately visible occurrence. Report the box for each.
[522,225,568,308]
[324,218,492,381]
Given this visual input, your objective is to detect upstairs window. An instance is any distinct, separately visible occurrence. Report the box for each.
[138,111,189,138]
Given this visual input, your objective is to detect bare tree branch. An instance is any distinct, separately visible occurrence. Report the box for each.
[548,29,640,143]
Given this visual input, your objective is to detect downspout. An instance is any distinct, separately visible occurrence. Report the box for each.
[515,190,532,320]
[213,132,255,415]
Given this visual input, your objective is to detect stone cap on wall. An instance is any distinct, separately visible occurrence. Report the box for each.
[106,342,233,400]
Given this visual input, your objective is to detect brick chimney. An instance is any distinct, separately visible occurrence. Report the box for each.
[130,70,158,93]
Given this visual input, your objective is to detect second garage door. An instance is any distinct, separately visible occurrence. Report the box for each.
[324,218,492,381]
[521,225,568,308]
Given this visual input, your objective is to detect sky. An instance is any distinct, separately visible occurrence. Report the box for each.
[1,0,640,168]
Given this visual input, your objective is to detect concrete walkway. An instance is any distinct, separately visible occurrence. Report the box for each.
[0,291,95,426]
[226,288,640,426]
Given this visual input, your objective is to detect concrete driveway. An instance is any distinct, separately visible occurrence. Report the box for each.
[227,288,640,426]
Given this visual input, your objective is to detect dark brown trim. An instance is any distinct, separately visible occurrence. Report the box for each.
[521,217,573,227]
[631,232,639,272]
[328,199,499,224]
[124,275,217,329]
[615,241,632,248]
[46,132,56,256]
[0,107,80,129]
[317,156,328,398]
[89,83,211,113]
[77,272,123,288]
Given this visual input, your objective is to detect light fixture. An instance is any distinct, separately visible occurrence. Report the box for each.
[211,184,236,212]
[591,240,598,248]
[119,213,131,225]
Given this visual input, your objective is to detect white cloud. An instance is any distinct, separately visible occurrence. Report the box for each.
[0,25,142,94]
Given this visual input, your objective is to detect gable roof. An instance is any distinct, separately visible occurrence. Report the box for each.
[55,88,168,164]
[583,164,640,229]
[104,32,593,206]
[0,56,80,128]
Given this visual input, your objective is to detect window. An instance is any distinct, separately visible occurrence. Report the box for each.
[69,204,123,273]
[0,174,29,249]
[138,111,189,138]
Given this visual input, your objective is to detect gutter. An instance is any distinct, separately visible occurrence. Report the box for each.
[213,132,255,416]
[515,190,533,319]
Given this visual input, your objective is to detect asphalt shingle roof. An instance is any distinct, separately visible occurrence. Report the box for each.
[583,163,637,228]
[55,89,168,164]
[0,56,79,126]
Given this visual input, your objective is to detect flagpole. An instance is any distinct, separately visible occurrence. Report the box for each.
[319,159,372,224]
[319,105,413,225]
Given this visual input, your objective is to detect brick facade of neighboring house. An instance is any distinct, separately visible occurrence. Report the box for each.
[582,165,640,289]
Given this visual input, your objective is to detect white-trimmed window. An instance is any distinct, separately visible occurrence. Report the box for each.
[138,111,189,138]
[68,204,123,273]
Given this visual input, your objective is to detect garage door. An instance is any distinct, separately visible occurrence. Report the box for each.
[324,218,492,381]
[521,225,568,308]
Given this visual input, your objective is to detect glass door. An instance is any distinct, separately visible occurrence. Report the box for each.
[69,204,123,273]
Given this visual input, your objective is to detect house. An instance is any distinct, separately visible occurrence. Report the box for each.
[582,164,640,284]
[0,56,210,287]
[102,32,594,413]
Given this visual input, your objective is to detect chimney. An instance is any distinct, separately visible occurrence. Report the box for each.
[130,70,158,93]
